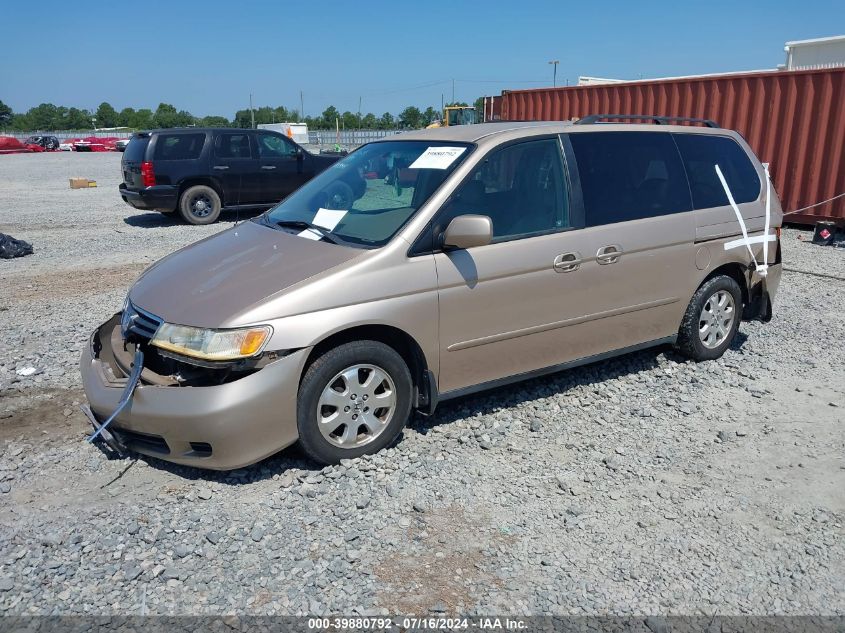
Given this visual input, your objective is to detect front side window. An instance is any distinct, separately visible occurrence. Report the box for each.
[257,132,297,158]
[262,141,472,248]
[673,134,761,209]
[440,138,568,241]
[569,131,692,226]
[153,133,206,160]
[214,133,253,159]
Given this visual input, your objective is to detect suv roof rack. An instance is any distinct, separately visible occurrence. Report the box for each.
[575,114,720,128]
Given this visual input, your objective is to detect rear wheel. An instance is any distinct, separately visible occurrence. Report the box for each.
[297,341,412,465]
[677,275,742,361]
[179,185,221,225]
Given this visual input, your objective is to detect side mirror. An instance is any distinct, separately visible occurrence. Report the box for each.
[442,214,493,250]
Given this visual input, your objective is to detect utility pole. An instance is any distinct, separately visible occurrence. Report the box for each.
[358,96,362,129]
[249,93,255,129]
[548,60,560,88]
[300,91,304,121]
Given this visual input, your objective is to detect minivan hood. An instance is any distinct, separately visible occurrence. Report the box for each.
[128,220,362,328]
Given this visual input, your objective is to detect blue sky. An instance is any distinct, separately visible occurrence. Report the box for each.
[2,0,843,117]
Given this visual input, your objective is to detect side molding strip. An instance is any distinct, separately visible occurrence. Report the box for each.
[440,336,677,402]
[447,298,679,352]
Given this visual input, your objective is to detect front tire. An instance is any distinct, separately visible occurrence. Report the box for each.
[179,185,221,225]
[677,275,742,361]
[297,341,412,465]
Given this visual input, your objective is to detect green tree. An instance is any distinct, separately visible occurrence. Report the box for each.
[153,102,179,128]
[118,107,136,127]
[64,107,93,130]
[377,112,394,130]
[199,115,231,127]
[26,103,61,129]
[422,106,439,125]
[95,101,118,128]
[320,106,340,130]
[130,109,154,130]
[0,100,12,129]
[151,103,194,128]
[341,111,358,130]
[398,106,422,129]
[233,109,252,128]
[361,113,377,129]
[254,106,274,125]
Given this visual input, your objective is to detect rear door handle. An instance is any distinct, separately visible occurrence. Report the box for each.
[213,165,229,170]
[553,251,582,272]
[261,165,277,170]
[596,244,623,265]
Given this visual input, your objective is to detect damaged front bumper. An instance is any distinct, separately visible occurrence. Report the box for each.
[80,314,311,470]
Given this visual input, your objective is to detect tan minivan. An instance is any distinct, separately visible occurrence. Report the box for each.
[81,117,783,468]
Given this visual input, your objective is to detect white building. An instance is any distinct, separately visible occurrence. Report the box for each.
[783,35,845,70]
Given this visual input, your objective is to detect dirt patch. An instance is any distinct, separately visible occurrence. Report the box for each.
[375,505,508,613]
[0,263,146,303]
[0,387,88,443]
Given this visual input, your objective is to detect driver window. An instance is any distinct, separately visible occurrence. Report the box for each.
[443,138,569,241]
[257,132,297,158]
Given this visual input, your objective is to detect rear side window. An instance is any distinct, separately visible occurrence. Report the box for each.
[569,131,692,226]
[215,133,253,159]
[123,137,149,162]
[673,134,761,209]
[153,133,205,160]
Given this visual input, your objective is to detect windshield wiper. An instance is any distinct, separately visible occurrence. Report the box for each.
[272,220,339,244]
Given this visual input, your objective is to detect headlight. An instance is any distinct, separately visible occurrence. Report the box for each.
[150,324,272,361]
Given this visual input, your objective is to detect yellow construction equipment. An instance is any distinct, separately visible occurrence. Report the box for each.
[426,106,478,128]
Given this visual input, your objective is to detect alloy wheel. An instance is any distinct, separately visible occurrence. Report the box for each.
[316,364,397,448]
[698,289,736,349]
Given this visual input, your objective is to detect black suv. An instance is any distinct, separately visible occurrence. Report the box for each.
[25,135,60,151]
[119,128,349,224]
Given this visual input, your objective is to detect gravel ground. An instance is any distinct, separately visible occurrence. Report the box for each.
[0,152,843,616]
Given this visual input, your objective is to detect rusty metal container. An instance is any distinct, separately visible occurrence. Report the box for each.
[499,68,845,225]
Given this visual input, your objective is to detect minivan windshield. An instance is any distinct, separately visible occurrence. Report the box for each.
[261,141,473,248]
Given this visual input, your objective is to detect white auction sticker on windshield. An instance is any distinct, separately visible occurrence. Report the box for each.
[409,146,466,170]
[298,229,322,240]
[313,208,347,231]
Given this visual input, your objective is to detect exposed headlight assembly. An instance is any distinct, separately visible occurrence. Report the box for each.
[151,324,272,361]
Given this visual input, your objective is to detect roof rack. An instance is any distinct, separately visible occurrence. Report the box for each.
[575,114,720,128]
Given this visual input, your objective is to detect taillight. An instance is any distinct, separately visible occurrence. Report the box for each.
[775,226,781,240]
[141,161,156,187]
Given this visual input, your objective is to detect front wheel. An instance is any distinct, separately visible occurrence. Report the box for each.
[676,275,743,361]
[297,341,412,465]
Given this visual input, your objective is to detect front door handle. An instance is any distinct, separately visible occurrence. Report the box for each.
[596,244,623,265]
[553,251,582,273]
[261,165,277,170]
[213,165,229,170]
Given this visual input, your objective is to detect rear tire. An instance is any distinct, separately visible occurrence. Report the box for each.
[179,185,221,225]
[297,341,412,465]
[676,275,743,361]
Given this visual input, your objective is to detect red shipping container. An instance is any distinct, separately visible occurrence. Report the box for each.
[499,68,845,225]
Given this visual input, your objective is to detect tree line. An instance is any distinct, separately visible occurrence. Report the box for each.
[0,98,485,132]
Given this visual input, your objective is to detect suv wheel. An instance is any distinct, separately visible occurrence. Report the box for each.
[677,275,743,361]
[297,341,412,465]
[179,185,221,225]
